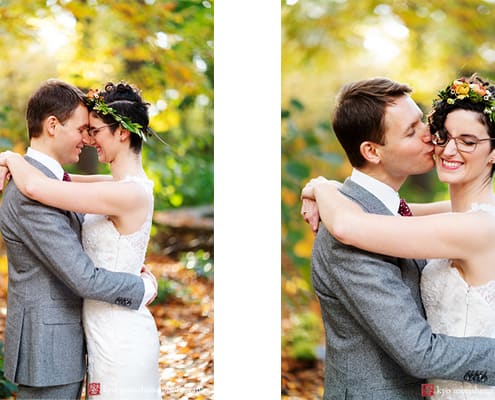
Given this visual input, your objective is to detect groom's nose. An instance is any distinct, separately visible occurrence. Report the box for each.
[420,124,432,143]
[81,129,92,146]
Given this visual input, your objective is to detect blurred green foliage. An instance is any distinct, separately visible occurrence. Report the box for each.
[282,311,322,361]
[151,250,213,305]
[282,98,345,301]
[152,277,189,305]
[282,0,495,349]
[180,249,213,280]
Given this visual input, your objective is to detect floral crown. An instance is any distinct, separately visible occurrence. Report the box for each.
[85,89,149,141]
[433,76,495,123]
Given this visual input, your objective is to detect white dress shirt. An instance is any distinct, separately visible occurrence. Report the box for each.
[26,147,65,180]
[350,169,401,215]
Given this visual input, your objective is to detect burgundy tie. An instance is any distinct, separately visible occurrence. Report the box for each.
[63,171,71,182]
[398,198,413,216]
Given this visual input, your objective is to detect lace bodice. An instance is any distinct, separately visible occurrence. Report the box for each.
[82,176,154,275]
[420,203,495,399]
[421,259,495,337]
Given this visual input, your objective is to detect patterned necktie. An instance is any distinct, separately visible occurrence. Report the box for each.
[398,198,413,216]
[63,171,71,182]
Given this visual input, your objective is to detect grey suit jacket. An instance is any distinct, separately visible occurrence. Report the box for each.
[0,157,145,387]
[312,178,495,400]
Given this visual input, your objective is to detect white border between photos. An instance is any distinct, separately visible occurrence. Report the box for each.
[215,1,281,399]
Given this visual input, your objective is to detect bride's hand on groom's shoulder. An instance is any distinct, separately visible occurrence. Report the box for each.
[0,151,20,191]
[0,150,17,165]
[300,176,328,235]
[0,166,10,191]
[300,177,342,236]
[301,198,320,235]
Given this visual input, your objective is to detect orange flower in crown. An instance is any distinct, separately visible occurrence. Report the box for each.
[470,82,487,97]
[86,88,101,100]
[434,74,495,123]
[451,79,470,97]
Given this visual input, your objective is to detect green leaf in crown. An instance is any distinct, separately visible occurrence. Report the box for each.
[85,89,146,141]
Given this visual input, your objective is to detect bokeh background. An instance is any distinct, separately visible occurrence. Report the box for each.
[0,0,213,210]
[282,0,495,397]
[0,1,213,399]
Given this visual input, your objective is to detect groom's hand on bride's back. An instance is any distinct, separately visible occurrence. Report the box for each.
[141,265,158,306]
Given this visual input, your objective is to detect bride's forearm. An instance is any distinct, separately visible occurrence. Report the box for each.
[409,200,451,216]
[2,152,47,198]
[314,182,363,245]
[70,174,114,183]
[314,182,472,260]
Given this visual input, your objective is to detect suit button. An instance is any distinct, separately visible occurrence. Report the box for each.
[477,371,488,383]
[464,370,487,383]
[464,371,474,381]
[115,297,131,306]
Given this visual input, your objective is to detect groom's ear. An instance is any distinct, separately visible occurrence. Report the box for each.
[360,141,381,164]
[45,116,58,136]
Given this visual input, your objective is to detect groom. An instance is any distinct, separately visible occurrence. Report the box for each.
[301,77,495,399]
[0,79,157,400]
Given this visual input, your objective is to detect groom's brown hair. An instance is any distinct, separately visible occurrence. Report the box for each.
[26,79,86,139]
[332,77,412,167]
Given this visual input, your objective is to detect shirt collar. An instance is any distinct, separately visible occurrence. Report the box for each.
[26,147,65,181]
[350,168,400,215]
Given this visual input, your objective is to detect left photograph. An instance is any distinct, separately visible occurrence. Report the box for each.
[0,1,213,399]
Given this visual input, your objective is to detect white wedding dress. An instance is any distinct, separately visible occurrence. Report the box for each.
[81,176,161,399]
[421,204,495,399]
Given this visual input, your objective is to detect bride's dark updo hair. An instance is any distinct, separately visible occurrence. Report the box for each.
[428,74,495,148]
[95,82,150,153]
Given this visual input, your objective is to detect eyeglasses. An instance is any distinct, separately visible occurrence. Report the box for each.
[432,130,495,153]
[88,123,118,137]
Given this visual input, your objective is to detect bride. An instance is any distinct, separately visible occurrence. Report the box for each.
[0,82,161,399]
[302,74,495,399]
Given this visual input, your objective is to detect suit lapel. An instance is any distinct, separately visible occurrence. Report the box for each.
[25,156,58,180]
[25,156,83,230]
[339,178,394,216]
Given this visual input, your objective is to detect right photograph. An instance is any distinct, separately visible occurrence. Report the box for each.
[282,2,495,399]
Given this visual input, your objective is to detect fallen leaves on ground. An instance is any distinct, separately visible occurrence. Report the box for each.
[148,254,213,399]
[281,355,324,400]
[0,253,213,400]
